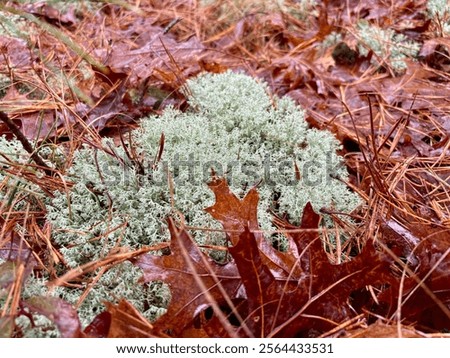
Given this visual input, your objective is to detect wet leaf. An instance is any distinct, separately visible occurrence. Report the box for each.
[23,2,78,27]
[205,177,259,244]
[228,227,282,336]
[83,311,111,338]
[22,296,83,338]
[102,300,153,338]
[206,178,394,336]
[396,226,450,330]
[273,206,395,336]
[135,218,241,336]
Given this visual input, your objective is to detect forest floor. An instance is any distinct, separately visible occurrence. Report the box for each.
[0,0,449,337]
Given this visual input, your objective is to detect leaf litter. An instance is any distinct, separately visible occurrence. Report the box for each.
[0,0,449,337]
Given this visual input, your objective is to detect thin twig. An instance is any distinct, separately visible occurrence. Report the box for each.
[0,111,53,176]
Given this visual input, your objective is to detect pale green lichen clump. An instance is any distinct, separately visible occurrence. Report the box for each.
[47,70,361,259]
[0,136,63,213]
[321,31,343,49]
[426,0,450,36]
[356,20,420,73]
[2,71,361,333]
[0,259,168,333]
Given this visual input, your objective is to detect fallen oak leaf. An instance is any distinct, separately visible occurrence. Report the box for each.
[376,221,450,331]
[205,177,308,336]
[387,225,450,331]
[229,227,283,337]
[273,206,396,336]
[207,178,395,336]
[206,176,302,280]
[204,176,259,244]
[85,300,154,338]
[134,218,241,337]
[273,202,323,275]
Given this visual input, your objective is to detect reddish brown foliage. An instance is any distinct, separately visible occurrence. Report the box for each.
[379,224,450,331]
[131,177,449,337]
[85,300,154,338]
[1,0,449,338]
[135,217,241,337]
[132,178,397,337]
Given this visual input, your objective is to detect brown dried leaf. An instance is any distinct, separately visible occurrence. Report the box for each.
[419,38,450,57]
[229,227,282,336]
[205,178,394,336]
[205,177,259,244]
[23,2,78,27]
[396,225,450,330]
[22,296,83,338]
[135,219,241,336]
[205,179,307,336]
[105,300,153,338]
[99,300,153,338]
[207,177,301,277]
[274,205,395,336]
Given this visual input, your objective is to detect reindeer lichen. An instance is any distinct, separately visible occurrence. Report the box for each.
[48,71,361,258]
[426,0,450,36]
[2,71,361,333]
[356,20,420,73]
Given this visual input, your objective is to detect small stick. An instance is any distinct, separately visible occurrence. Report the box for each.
[0,111,53,176]
[163,17,182,34]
